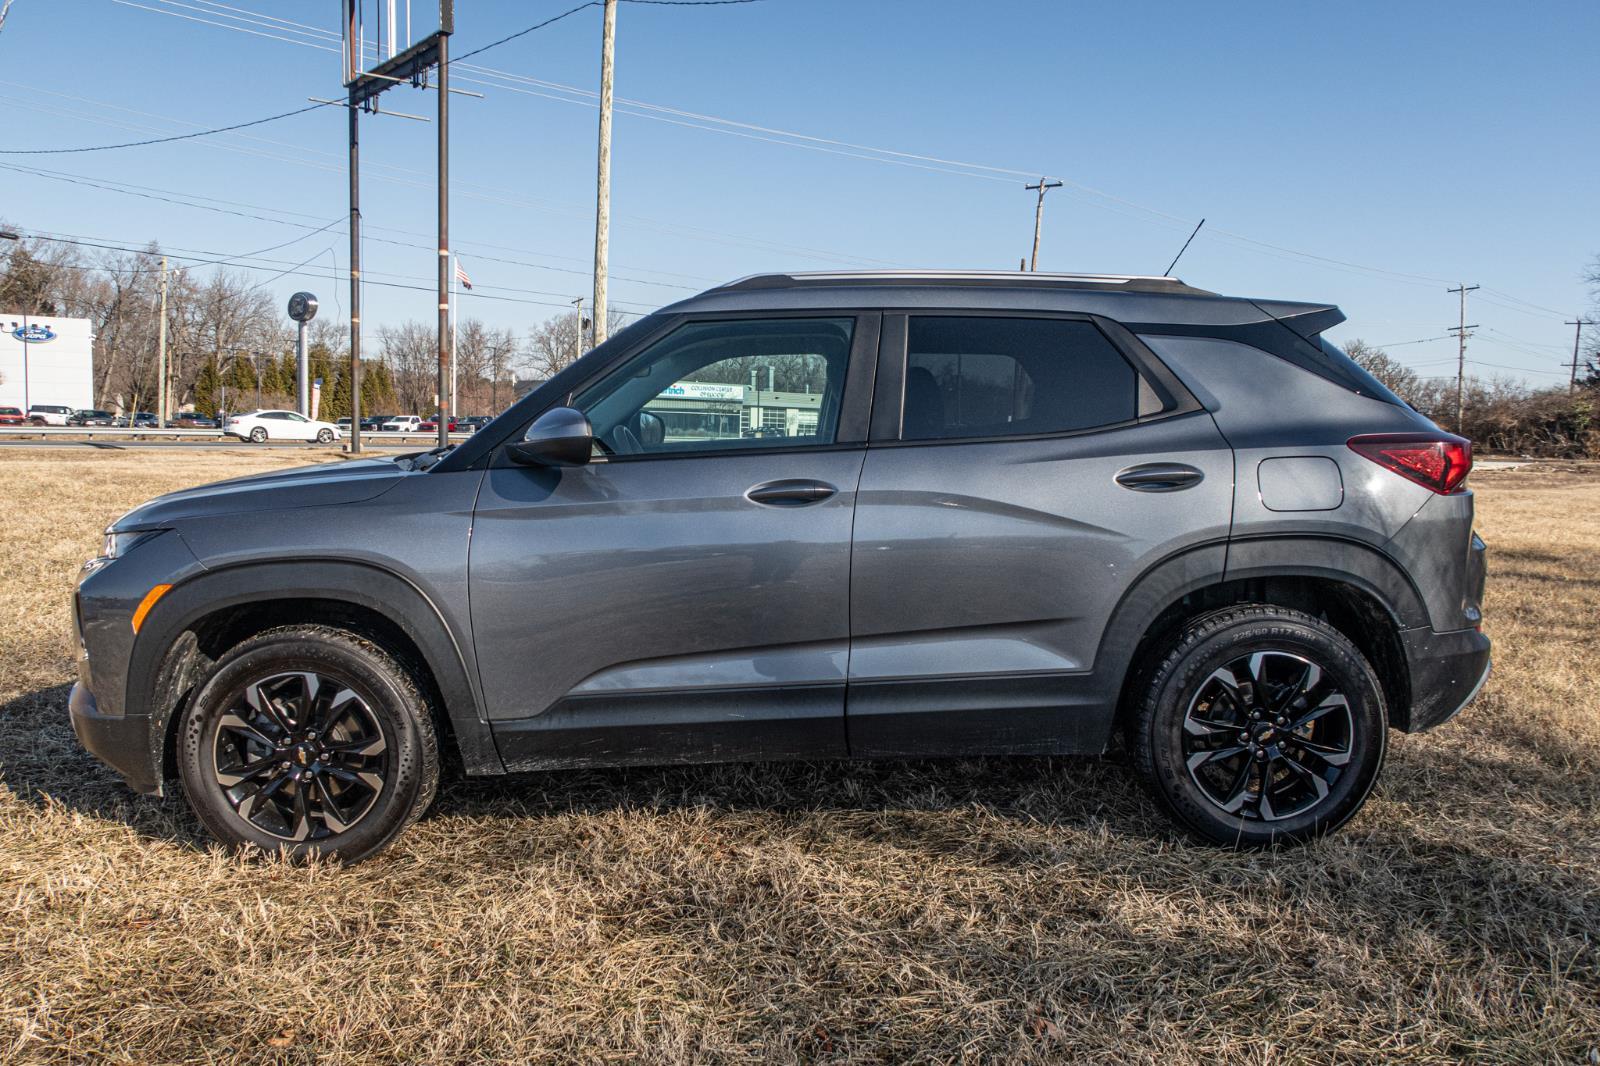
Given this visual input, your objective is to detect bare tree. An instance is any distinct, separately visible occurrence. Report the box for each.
[377,321,439,415]
[522,309,627,383]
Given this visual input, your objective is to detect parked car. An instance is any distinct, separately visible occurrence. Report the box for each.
[359,415,392,433]
[222,409,343,443]
[172,414,218,429]
[417,417,460,432]
[457,416,490,433]
[70,270,1490,862]
[26,404,73,426]
[68,409,118,427]
[380,415,423,432]
[0,406,26,426]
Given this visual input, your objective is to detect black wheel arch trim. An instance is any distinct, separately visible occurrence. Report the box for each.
[1091,534,1428,725]
[126,558,502,792]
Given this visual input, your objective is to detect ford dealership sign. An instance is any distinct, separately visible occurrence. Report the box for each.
[10,323,56,343]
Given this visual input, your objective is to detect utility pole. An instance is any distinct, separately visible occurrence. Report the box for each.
[592,0,617,347]
[348,90,363,454]
[435,28,452,450]
[1447,283,1479,435]
[572,297,585,367]
[1025,178,1063,271]
[1565,319,1594,392]
[156,256,169,428]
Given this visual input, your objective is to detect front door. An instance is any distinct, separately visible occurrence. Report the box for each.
[471,313,877,771]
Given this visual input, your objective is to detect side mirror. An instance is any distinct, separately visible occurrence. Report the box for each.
[636,410,665,447]
[507,407,593,467]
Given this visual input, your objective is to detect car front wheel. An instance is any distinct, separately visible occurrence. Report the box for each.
[316,428,334,444]
[1129,604,1387,847]
[176,626,439,862]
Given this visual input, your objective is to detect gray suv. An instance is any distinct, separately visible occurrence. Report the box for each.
[69,271,1490,860]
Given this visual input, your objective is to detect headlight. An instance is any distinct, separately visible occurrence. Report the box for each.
[102,528,163,560]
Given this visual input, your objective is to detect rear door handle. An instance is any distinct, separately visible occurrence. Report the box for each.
[1115,463,1205,492]
[746,478,837,506]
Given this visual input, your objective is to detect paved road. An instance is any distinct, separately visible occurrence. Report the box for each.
[0,439,415,453]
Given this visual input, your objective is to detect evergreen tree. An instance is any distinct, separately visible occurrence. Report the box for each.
[193,359,222,417]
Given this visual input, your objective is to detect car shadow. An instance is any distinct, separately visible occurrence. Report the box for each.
[1,680,1164,852]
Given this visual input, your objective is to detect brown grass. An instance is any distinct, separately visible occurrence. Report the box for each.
[1,451,1597,1064]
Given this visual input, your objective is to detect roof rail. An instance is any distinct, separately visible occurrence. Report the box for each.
[712,270,1216,296]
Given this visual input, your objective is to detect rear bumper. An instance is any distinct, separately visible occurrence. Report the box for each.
[69,683,161,794]
[1400,626,1491,732]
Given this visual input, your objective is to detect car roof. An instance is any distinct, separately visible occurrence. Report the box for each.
[655,270,1341,332]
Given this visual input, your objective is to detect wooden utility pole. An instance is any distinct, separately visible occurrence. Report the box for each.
[156,256,169,427]
[592,0,617,346]
[1447,283,1479,434]
[1565,319,1593,392]
[1025,178,1063,270]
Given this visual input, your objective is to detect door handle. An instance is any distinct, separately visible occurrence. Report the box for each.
[745,478,837,506]
[1115,463,1205,492]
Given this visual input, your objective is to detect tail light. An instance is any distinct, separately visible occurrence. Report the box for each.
[1348,432,1472,494]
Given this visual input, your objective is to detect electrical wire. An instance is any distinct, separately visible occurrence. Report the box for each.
[0,102,335,154]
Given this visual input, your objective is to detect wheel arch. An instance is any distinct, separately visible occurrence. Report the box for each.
[1099,537,1426,737]
[130,559,501,793]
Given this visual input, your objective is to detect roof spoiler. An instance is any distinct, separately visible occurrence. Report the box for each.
[1249,299,1346,340]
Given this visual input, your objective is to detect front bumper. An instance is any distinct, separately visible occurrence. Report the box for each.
[1400,625,1491,732]
[69,683,160,794]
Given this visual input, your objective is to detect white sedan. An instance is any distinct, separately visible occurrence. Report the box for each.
[223,410,343,444]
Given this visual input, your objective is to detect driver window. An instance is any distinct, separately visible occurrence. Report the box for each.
[574,317,853,457]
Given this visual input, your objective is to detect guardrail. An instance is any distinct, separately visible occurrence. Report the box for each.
[0,426,473,441]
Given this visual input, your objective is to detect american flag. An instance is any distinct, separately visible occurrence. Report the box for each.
[454,259,472,290]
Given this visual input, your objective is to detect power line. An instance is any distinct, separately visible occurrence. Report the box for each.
[0,101,333,154]
[76,0,1595,309]
[0,160,701,291]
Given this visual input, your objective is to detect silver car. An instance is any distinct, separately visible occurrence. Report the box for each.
[69,271,1489,860]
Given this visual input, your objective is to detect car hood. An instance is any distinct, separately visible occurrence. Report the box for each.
[111,458,408,530]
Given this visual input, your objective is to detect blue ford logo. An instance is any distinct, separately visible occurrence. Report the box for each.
[11,324,56,343]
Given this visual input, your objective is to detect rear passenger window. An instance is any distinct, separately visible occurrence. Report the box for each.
[903,317,1140,441]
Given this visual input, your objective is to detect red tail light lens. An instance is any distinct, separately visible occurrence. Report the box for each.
[1348,433,1472,494]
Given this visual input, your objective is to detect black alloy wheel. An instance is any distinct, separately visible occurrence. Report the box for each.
[1130,605,1387,847]
[211,671,390,842]
[1180,651,1353,822]
[178,626,438,861]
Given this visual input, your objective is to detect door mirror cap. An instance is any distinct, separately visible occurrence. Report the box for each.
[508,407,594,467]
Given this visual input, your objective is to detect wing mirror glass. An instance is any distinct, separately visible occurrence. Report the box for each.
[636,410,665,447]
[507,406,593,467]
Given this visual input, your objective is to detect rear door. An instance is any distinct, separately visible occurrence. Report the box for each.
[471,313,878,770]
[847,312,1233,756]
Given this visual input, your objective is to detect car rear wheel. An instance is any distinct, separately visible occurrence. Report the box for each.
[316,428,334,444]
[248,426,267,443]
[1129,604,1386,847]
[176,626,439,862]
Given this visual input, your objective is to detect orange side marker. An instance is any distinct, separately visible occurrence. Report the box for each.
[130,584,173,633]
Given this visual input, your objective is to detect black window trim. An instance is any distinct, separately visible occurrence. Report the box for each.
[487,309,882,468]
[868,308,1202,447]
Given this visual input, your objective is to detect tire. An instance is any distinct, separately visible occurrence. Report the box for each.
[176,625,439,862]
[1129,605,1387,848]
[316,428,334,444]
[248,426,268,443]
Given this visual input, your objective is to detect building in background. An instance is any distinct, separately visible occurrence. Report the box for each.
[0,314,94,412]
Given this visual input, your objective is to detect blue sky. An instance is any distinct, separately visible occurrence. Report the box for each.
[2,0,1596,384]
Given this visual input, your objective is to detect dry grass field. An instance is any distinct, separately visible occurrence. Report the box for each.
[1,449,1597,1064]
